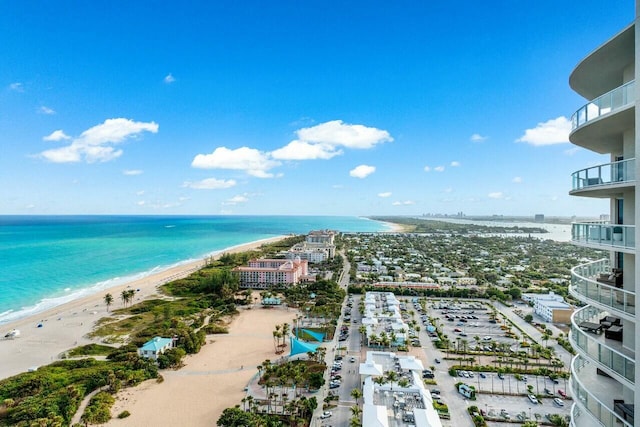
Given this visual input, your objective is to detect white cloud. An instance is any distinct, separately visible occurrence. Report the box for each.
[39,106,55,115]
[450,161,460,167]
[564,147,580,156]
[271,140,341,160]
[123,169,143,176]
[43,130,71,141]
[39,118,159,163]
[182,178,237,190]
[470,133,487,142]
[296,120,392,149]
[424,164,449,173]
[349,164,376,179]
[137,200,146,206]
[332,184,344,189]
[512,176,522,183]
[136,190,145,196]
[164,73,176,84]
[9,82,23,92]
[223,195,249,205]
[443,187,453,193]
[392,200,415,206]
[378,192,392,198]
[488,192,504,199]
[192,146,280,178]
[516,116,571,146]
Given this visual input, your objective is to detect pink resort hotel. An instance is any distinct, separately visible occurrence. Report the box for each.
[234,257,313,289]
[234,230,336,289]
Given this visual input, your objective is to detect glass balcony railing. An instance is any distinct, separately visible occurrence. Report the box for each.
[570,306,635,384]
[572,222,635,251]
[571,80,635,130]
[571,355,633,427]
[571,158,635,191]
[570,259,636,318]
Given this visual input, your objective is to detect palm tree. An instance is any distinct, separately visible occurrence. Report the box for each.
[350,388,362,405]
[350,405,362,417]
[358,325,367,345]
[120,290,130,307]
[104,293,113,312]
[384,370,399,391]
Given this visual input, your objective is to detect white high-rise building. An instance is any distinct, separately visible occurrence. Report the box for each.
[567,6,638,427]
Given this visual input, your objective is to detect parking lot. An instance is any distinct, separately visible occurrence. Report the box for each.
[432,301,518,351]
[408,298,572,426]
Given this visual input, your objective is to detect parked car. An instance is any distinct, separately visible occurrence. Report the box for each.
[479,373,486,379]
[528,394,539,404]
[349,356,356,362]
[434,358,441,364]
[544,388,554,396]
[498,372,505,380]
[553,398,564,407]
[320,411,332,419]
[558,389,567,398]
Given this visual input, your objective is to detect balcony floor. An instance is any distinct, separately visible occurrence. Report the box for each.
[578,312,635,360]
[574,357,632,426]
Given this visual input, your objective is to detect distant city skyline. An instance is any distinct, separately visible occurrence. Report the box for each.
[0,1,633,216]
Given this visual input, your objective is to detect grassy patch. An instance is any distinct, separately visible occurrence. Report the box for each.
[67,344,115,357]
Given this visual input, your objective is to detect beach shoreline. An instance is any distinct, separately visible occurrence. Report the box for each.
[0,235,286,381]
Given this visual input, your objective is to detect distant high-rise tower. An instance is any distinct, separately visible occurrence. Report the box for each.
[566,4,638,426]
[534,214,544,223]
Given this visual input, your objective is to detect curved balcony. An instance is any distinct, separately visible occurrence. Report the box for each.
[571,355,633,427]
[570,306,635,385]
[571,222,635,253]
[571,80,635,131]
[570,402,601,427]
[570,259,635,321]
[570,24,634,100]
[571,158,635,196]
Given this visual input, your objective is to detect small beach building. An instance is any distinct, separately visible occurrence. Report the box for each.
[139,336,174,360]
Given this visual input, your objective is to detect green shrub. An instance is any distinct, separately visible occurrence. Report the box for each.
[118,410,131,418]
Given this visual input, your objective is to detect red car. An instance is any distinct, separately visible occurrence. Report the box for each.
[454,328,462,332]
[558,389,567,398]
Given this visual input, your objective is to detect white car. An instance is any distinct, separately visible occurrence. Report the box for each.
[553,397,564,406]
[528,394,539,404]
[320,411,332,419]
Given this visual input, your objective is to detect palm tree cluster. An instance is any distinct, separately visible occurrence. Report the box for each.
[272,323,290,354]
[120,289,136,308]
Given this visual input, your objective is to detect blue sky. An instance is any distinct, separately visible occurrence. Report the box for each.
[0,1,634,216]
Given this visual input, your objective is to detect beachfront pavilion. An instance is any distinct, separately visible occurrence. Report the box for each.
[138,336,174,360]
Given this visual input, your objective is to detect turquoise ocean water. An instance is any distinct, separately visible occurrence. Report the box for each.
[0,215,388,324]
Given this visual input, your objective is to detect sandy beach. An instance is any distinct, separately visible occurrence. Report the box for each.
[105,302,298,426]
[0,236,286,380]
